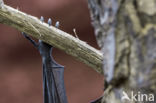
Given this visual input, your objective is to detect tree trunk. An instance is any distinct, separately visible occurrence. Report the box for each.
[88,0,156,103]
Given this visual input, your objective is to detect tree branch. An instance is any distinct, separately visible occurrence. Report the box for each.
[0,2,103,74]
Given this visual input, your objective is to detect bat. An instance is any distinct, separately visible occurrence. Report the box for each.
[22,16,68,103]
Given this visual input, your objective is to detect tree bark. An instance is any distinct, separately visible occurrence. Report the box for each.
[88,0,156,103]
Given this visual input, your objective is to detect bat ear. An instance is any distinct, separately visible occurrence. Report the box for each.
[40,16,44,22]
[55,21,59,28]
[48,18,52,26]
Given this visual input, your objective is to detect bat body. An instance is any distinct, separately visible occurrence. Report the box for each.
[39,41,67,103]
[22,17,68,103]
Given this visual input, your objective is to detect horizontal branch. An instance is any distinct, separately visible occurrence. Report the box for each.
[0,2,103,74]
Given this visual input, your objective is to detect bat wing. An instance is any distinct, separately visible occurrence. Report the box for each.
[44,64,60,103]
[52,62,68,103]
[43,67,49,103]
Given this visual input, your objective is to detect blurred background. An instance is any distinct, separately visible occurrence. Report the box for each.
[0,0,104,103]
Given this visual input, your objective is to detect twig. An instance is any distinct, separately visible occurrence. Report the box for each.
[0,3,103,74]
[73,28,79,39]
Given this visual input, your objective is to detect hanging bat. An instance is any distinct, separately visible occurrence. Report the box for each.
[22,16,68,103]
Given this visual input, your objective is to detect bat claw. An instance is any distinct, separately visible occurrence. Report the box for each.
[22,32,26,36]
[40,16,44,22]
[55,21,59,28]
[48,18,52,26]
[22,32,29,38]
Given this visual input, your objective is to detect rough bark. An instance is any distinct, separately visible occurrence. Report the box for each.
[0,2,103,74]
[88,0,156,103]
